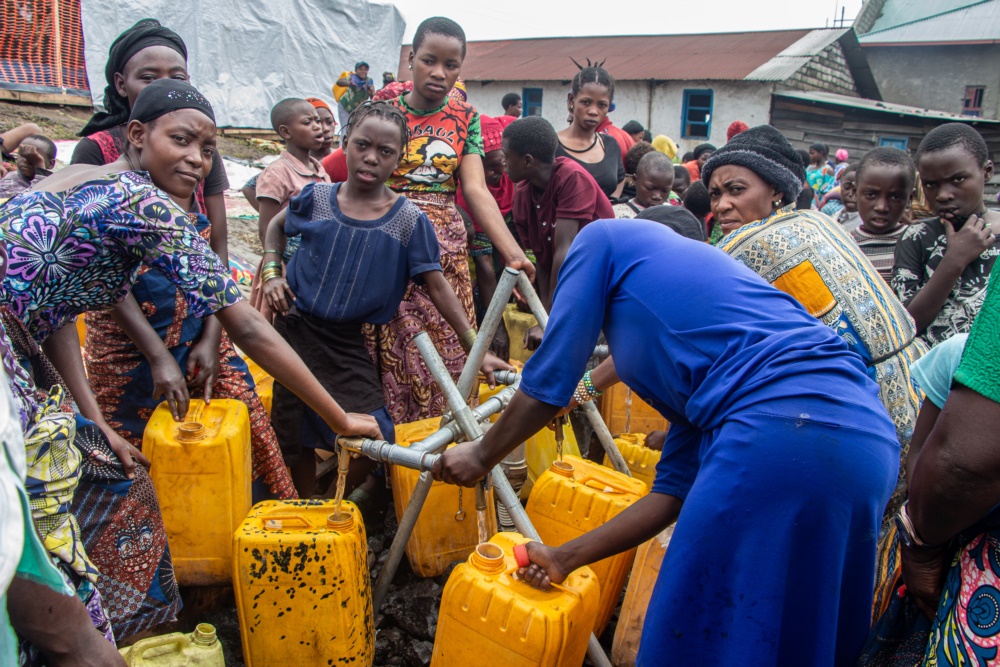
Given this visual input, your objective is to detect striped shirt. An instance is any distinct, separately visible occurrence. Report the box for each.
[851,225,908,285]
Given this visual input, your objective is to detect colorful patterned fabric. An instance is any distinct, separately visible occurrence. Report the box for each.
[364,193,474,422]
[84,213,295,499]
[718,206,926,613]
[386,95,483,195]
[0,172,242,344]
[807,163,835,196]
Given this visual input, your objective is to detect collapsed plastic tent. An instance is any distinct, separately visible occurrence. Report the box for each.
[80,0,405,128]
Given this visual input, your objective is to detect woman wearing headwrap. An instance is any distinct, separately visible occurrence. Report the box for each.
[72,21,295,504]
[2,80,380,640]
[707,125,926,617]
[682,142,716,181]
[651,134,678,161]
[306,97,336,159]
[433,212,900,665]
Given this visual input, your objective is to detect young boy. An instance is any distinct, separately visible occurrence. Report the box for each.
[851,147,915,285]
[837,164,861,231]
[0,134,56,199]
[261,102,510,498]
[672,164,691,199]
[506,116,614,350]
[892,123,1000,347]
[613,152,679,218]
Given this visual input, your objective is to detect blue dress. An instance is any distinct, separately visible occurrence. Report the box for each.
[521,219,900,666]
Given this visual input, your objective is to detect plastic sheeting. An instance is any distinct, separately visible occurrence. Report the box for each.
[80,0,405,128]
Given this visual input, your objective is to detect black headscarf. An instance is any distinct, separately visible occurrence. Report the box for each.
[636,206,707,242]
[129,79,215,125]
[78,19,188,137]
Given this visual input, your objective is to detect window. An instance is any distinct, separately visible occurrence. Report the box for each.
[522,87,543,117]
[879,136,909,150]
[963,86,985,117]
[681,89,713,139]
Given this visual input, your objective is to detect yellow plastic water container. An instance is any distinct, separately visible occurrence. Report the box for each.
[611,527,674,667]
[233,500,372,666]
[503,303,539,365]
[237,352,274,416]
[603,433,660,489]
[479,367,581,498]
[143,399,252,586]
[526,455,648,634]
[599,383,670,435]
[119,623,224,666]
[431,532,599,667]
[390,417,498,577]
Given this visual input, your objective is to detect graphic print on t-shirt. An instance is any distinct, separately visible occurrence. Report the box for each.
[396,135,458,185]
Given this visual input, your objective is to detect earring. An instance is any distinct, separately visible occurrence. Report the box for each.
[773,200,781,207]
[408,65,413,70]
[569,105,575,112]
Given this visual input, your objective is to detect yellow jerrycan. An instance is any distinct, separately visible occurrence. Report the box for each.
[603,433,660,490]
[232,500,373,666]
[390,417,498,577]
[119,623,224,666]
[526,455,648,635]
[431,532,599,667]
[237,351,274,416]
[611,526,674,667]
[143,399,252,586]
[478,364,581,498]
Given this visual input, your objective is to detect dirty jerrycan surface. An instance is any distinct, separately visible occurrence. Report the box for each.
[237,351,274,416]
[119,623,224,666]
[603,433,660,490]
[431,532,599,667]
[526,455,648,635]
[143,399,252,586]
[390,417,498,577]
[611,527,674,667]
[233,500,373,666]
[479,377,581,498]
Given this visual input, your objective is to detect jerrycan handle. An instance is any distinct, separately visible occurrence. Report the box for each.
[132,634,184,659]
[509,542,583,602]
[262,514,313,531]
[579,475,628,495]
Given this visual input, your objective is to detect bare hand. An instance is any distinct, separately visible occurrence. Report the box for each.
[524,324,543,351]
[943,215,994,268]
[262,276,296,316]
[150,357,189,421]
[516,541,569,591]
[480,352,514,388]
[18,143,44,169]
[645,430,668,451]
[340,413,382,440]
[506,256,536,285]
[187,338,220,403]
[431,440,490,487]
[98,422,148,479]
[899,541,949,619]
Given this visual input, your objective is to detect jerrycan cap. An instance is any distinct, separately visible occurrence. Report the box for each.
[513,543,530,569]
[327,512,354,531]
[177,421,206,442]
[550,460,575,477]
[471,542,506,574]
[192,623,218,646]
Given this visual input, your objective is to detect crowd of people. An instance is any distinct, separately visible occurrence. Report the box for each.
[0,11,997,667]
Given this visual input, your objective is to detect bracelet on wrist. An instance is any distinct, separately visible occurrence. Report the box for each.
[263,249,282,257]
[459,329,478,354]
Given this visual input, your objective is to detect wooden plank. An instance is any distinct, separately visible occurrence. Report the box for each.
[0,88,92,107]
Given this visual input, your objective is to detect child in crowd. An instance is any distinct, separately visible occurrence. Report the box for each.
[892,123,1000,347]
[618,141,656,202]
[261,101,510,498]
[0,121,42,175]
[682,143,715,181]
[0,134,56,198]
[672,164,691,199]
[837,164,861,231]
[506,116,614,350]
[613,151,679,218]
[502,92,522,118]
[806,142,835,196]
[683,180,717,243]
[851,148,915,285]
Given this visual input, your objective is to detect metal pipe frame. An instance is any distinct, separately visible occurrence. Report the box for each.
[455,267,520,402]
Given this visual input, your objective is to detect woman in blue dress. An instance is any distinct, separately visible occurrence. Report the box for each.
[433,218,900,665]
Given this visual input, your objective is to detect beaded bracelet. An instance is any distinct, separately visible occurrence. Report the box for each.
[582,370,599,397]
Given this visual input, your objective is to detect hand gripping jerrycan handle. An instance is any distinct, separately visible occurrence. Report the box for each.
[508,543,582,600]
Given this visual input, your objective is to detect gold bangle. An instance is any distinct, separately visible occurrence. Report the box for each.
[459,329,477,354]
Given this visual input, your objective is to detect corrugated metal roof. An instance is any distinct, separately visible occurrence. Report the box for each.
[867,0,983,33]
[774,90,1000,122]
[775,28,848,55]
[745,30,849,81]
[861,0,1000,44]
[397,29,814,82]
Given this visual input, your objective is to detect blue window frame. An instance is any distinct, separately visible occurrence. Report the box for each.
[681,89,713,139]
[522,87,543,117]
[879,136,909,150]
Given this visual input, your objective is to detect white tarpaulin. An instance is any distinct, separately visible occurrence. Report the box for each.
[80,0,405,128]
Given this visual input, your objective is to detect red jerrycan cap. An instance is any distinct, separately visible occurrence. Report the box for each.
[513,543,530,568]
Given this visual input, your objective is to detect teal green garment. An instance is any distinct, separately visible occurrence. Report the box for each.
[956,261,1000,403]
[911,334,968,409]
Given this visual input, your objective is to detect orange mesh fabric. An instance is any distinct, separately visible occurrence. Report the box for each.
[0,0,90,93]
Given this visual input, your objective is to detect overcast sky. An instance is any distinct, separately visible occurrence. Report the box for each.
[390,0,866,42]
